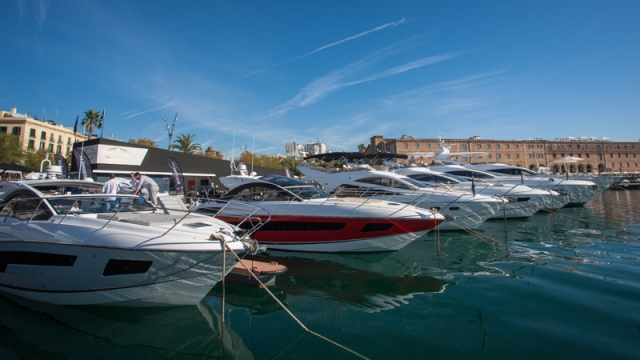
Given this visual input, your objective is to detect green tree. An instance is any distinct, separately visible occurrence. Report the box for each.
[128,138,158,148]
[0,132,24,164]
[82,108,102,135]
[281,157,303,177]
[169,133,202,153]
[357,143,366,153]
[23,149,49,170]
[195,146,224,159]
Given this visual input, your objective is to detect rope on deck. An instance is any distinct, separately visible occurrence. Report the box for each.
[220,242,369,360]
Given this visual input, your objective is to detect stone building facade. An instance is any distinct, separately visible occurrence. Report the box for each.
[368,135,640,173]
[0,107,90,155]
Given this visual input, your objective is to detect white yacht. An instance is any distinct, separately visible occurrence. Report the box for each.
[0,180,259,306]
[196,175,444,252]
[429,142,600,206]
[298,164,506,231]
[392,166,566,217]
[470,162,619,195]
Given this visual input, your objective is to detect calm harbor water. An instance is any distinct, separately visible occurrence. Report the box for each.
[1,190,639,359]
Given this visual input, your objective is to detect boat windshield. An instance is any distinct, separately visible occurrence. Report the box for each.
[355,176,430,190]
[284,185,330,200]
[407,173,461,185]
[46,195,155,215]
[487,168,539,176]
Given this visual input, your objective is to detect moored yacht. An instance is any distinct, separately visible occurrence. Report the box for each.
[195,175,444,252]
[392,166,565,216]
[471,162,619,195]
[298,163,506,231]
[429,142,600,206]
[0,180,259,306]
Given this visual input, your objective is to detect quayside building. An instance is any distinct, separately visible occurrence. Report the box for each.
[0,107,90,155]
[70,138,283,195]
[367,135,640,173]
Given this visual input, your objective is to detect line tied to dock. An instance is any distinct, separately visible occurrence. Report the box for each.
[221,242,369,360]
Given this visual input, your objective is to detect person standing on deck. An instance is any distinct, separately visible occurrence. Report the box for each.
[101,173,120,211]
[132,172,159,206]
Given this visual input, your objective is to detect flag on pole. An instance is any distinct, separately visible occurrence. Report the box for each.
[73,115,79,133]
[98,108,106,138]
[167,157,185,195]
[98,108,105,129]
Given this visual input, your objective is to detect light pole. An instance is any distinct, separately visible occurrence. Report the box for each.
[165,113,177,149]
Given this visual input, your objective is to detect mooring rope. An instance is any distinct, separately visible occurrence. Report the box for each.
[221,242,369,360]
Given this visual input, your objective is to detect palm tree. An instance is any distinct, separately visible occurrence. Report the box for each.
[82,108,101,135]
[357,143,366,153]
[169,133,202,153]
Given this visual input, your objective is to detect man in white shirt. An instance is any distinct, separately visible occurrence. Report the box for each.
[132,172,159,206]
[102,173,120,211]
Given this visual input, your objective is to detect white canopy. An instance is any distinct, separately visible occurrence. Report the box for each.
[549,156,584,163]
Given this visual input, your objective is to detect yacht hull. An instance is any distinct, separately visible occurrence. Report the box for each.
[215,215,439,252]
[0,241,236,306]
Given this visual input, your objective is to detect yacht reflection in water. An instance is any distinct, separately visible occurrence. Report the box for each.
[248,251,449,313]
[0,294,253,359]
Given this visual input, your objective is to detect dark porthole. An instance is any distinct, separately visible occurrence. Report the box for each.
[361,223,393,232]
[103,259,152,276]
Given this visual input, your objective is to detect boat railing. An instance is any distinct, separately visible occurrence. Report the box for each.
[331,186,447,215]
[1,194,269,240]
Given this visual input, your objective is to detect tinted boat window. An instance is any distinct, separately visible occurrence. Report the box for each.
[285,185,330,200]
[444,170,494,179]
[1,197,53,221]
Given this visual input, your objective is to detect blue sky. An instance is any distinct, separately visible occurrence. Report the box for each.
[1,1,639,157]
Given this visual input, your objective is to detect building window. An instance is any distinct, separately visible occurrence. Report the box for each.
[0,126,6,133]
[505,144,509,149]
[496,144,500,149]
[477,144,481,149]
[48,144,54,151]
[67,147,71,154]
[486,144,491,149]
[427,143,431,148]
[56,145,61,154]
[487,154,492,158]
[506,154,511,159]
[415,143,419,149]
[67,137,72,144]
[514,144,519,149]
[40,142,45,149]
[30,128,36,137]
[461,144,467,150]
[515,154,519,158]
[58,135,63,143]
[11,127,21,136]
[50,134,55,141]
[41,131,46,140]
[28,140,35,150]
[496,154,501,159]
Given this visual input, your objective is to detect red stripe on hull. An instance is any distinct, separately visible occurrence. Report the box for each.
[216,215,441,244]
